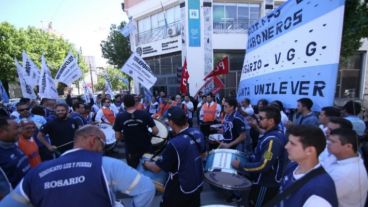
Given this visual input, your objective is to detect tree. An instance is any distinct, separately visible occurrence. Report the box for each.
[0,22,88,93]
[341,0,368,60]
[100,21,132,68]
[95,67,129,92]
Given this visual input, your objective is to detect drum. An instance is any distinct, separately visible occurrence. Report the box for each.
[210,124,223,129]
[150,119,169,150]
[204,149,252,191]
[136,153,168,193]
[98,123,116,151]
[208,134,224,142]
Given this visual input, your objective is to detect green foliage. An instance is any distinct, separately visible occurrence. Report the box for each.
[341,0,368,60]
[95,68,129,92]
[0,22,88,84]
[100,21,132,68]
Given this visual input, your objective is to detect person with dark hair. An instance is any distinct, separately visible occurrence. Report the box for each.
[254,99,268,114]
[0,125,155,207]
[342,100,366,137]
[0,118,30,188]
[239,98,254,117]
[40,98,57,122]
[111,94,123,114]
[270,100,289,127]
[319,106,341,135]
[37,103,80,155]
[277,125,338,207]
[183,95,194,127]
[69,102,87,126]
[30,105,45,117]
[319,116,353,168]
[199,93,221,138]
[9,98,31,120]
[292,97,319,127]
[95,98,116,125]
[113,94,158,168]
[218,97,246,149]
[83,104,94,124]
[13,102,46,129]
[144,107,206,207]
[232,106,287,206]
[326,128,368,207]
[92,94,103,114]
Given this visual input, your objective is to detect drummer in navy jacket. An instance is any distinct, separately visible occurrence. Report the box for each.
[218,97,246,149]
[232,106,287,207]
[0,125,155,207]
[144,107,206,207]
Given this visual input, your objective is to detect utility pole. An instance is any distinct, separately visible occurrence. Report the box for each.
[89,63,94,93]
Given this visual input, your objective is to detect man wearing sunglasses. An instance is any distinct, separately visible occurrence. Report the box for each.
[0,125,155,207]
[14,102,46,130]
[232,106,287,207]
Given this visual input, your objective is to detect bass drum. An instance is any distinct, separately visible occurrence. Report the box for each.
[98,123,116,151]
[204,149,252,191]
[150,119,169,152]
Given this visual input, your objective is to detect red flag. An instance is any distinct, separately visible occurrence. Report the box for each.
[196,76,224,96]
[180,58,189,94]
[204,56,229,80]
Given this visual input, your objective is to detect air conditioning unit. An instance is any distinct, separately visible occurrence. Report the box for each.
[167,26,179,37]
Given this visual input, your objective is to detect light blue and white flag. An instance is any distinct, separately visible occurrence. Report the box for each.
[55,52,82,86]
[0,81,9,103]
[119,17,136,37]
[237,0,346,111]
[39,55,58,99]
[104,73,115,97]
[22,51,40,88]
[15,59,37,99]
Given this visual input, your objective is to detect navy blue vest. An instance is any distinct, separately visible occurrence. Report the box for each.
[0,142,30,188]
[279,163,338,207]
[22,150,112,207]
[169,128,206,193]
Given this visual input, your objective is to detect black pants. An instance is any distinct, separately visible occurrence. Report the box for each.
[126,152,144,168]
[161,178,201,207]
[248,185,279,207]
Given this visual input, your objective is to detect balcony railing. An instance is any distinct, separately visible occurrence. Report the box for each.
[213,19,258,33]
[136,21,181,46]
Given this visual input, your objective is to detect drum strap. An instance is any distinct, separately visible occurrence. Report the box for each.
[263,166,325,207]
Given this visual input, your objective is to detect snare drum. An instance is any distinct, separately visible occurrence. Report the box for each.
[98,123,116,151]
[204,149,252,191]
[136,153,168,193]
[150,119,169,151]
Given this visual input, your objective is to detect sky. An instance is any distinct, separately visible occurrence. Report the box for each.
[0,0,128,67]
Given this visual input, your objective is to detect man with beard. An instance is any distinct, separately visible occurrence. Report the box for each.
[37,103,80,155]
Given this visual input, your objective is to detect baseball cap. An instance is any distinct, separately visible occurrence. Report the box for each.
[166,106,186,123]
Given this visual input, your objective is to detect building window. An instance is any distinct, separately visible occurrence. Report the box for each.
[336,52,364,98]
[213,3,260,33]
[136,6,181,45]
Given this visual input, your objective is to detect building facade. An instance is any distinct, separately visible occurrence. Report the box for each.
[124,0,368,107]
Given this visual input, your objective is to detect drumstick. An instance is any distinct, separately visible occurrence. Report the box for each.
[56,141,74,149]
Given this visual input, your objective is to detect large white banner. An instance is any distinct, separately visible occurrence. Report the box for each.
[39,55,58,99]
[55,52,82,86]
[15,59,37,99]
[121,52,157,90]
[22,51,40,88]
[237,0,345,111]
